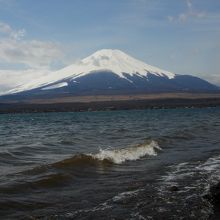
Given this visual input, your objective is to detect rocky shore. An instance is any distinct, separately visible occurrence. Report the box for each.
[204,182,220,219]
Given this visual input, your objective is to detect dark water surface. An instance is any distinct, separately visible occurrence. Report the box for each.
[0,108,220,219]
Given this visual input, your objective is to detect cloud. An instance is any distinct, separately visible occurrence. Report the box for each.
[0,21,25,40]
[0,21,64,93]
[0,21,63,69]
[186,0,192,11]
[195,73,220,86]
[167,16,174,22]
[0,22,11,34]
[0,69,51,94]
[0,39,63,68]
[168,0,206,23]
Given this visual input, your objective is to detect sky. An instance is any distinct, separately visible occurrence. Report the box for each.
[0,0,220,92]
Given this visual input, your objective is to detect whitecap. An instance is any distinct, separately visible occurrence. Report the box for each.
[90,140,161,164]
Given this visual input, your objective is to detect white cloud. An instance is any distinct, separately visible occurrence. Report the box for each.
[186,0,192,11]
[0,69,52,94]
[0,39,63,68]
[168,0,206,23]
[195,73,220,86]
[178,13,188,22]
[0,22,12,34]
[0,21,63,69]
[0,21,25,40]
[0,21,64,93]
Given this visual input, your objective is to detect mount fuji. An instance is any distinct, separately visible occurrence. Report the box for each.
[1,49,219,99]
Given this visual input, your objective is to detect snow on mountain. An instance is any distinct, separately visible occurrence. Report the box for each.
[62,49,175,80]
[41,82,68,90]
[6,49,176,94]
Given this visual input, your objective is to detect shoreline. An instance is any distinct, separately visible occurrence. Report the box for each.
[1,96,220,114]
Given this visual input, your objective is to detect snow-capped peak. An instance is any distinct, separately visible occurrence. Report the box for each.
[60,49,175,80]
[5,49,176,94]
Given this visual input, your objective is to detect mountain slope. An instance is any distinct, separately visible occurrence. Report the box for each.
[2,49,219,97]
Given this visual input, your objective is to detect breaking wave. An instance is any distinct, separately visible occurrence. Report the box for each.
[90,140,161,164]
[24,140,161,175]
[53,141,161,169]
[19,141,162,180]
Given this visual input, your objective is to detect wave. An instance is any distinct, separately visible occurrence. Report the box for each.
[0,173,71,194]
[157,154,220,219]
[58,189,144,219]
[0,141,161,194]
[90,140,161,164]
[53,141,161,169]
[24,140,161,175]
[52,154,110,169]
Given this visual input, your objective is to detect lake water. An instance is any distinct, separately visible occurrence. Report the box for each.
[0,107,220,219]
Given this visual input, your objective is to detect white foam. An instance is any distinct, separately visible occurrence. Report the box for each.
[160,154,220,193]
[91,140,161,164]
[64,189,143,218]
[197,156,220,173]
[112,189,143,202]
